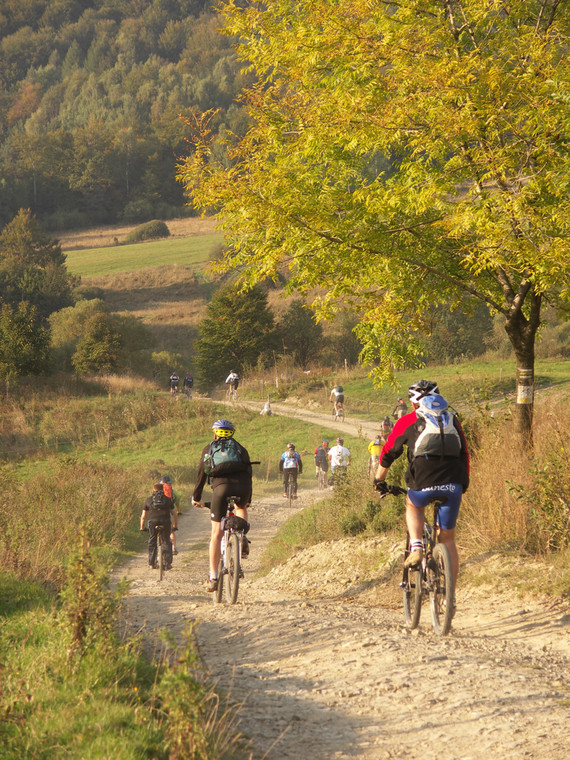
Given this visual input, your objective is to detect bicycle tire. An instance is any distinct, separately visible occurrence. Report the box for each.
[225,533,240,604]
[403,566,422,628]
[318,468,327,489]
[157,535,164,582]
[215,553,224,604]
[429,543,454,636]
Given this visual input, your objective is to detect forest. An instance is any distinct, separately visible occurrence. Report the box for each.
[0,0,245,230]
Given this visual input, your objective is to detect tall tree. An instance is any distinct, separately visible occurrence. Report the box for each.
[195,283,276,390]
[181,0,570,437]
[277,299,323,369]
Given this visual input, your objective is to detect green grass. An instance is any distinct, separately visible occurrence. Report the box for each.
[64,233,222,277]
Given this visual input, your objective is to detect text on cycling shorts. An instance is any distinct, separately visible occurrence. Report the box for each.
[406,483,463,530]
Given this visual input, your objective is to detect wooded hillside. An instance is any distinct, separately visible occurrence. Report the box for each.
[0,0,246,230]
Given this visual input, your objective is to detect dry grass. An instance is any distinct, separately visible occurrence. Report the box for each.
[460,391,569,554]
[58,217,219,251]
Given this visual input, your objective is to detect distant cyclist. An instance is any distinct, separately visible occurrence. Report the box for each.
[328,436,351,481]
[169,371,179,395]
[367,434,383,478]
[381,415,393,439]
[329,384,344,414]
[183,372,193,397]
[161,475,181,555]
[314,439,330,478]
[140,482,177,570]
[279,443,303,498]
[392,397,407,419]
[225,370,239,398]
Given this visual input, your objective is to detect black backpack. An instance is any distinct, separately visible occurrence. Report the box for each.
[151,490,169,510]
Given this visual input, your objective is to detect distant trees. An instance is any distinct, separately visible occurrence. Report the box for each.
[195,284,276,390]
[276,299,323,369]
[0,0,244,229]
[0,209,75,319]
[50,299,154,375]
[0,301,50,381]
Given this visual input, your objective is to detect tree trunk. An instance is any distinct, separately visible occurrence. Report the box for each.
[503,290,541,442]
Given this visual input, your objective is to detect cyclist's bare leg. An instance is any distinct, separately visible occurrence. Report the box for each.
[437,527,458,585]
[405,494,425,546]
[209,520,223,577]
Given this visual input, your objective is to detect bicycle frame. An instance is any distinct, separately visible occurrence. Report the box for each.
[215,497,247,604]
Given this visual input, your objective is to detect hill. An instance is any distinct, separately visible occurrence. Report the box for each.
[0,1,244,231]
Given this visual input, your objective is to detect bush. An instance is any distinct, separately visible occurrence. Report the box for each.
[124,220,170,243]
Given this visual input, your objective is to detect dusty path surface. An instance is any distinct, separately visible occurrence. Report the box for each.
[119,404,570,760]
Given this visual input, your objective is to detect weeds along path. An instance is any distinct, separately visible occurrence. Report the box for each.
[120,482,570,760]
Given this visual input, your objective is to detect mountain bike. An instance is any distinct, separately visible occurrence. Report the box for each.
[332,401,344,421]
[317,465,328,490]
[284,471,297,507]
[368,454,379,481]
[377,483,455,636]
[215,496,249,605]
[141,524,175,581]
[226,386,238,402]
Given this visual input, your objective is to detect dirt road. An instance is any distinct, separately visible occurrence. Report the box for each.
[119,404,570,760]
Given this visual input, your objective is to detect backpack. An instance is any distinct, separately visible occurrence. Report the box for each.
[204,438,248,478]
[412,395,462,459]
[151,489,169,510]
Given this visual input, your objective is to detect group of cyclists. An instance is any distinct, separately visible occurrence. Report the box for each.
[169,371,193,396]
[141,377,469,614]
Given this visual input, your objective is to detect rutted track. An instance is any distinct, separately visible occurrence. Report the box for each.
[118,404,570,760]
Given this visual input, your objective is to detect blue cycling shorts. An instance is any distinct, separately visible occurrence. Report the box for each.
[407,483,463,530]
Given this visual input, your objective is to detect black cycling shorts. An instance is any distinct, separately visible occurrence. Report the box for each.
[335,394,344,404]
[209,481,250,522]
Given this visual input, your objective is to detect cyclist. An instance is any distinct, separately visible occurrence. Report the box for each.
[169,371,179,395]
[314,439,330,479]
[279,443,303,498]
[140,482,178,570]
[380,415,393,439]
[225,370,239,397]
[329,384,344,414]
[367,434,383,477]
[392,397,407,419]
[374,379,469,596]
[191,419,252,592]
[161,475,181,555]
[182,372,193,396]
[328,436,351,482]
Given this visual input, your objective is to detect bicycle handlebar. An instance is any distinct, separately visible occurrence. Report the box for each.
[373,480,407,497]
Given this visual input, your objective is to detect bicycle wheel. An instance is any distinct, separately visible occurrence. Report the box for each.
[402,565,422,628]
[287,477,293,507]
[429,543,454,636]
[215,554,224,604]
[225,533,240,604]
[157,535,164,582]
[318,468,327,489]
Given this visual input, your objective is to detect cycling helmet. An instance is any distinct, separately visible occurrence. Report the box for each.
[212,419,235,437]
[286,443,295,450]
[322,440,329,445]
[408,379,439,404]
[337,437,344,444]
[160,475,171,484]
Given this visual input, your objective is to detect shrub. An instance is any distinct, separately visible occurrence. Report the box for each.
[124,220,170,243]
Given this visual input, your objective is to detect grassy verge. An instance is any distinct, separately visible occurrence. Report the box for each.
[0,550,247,760]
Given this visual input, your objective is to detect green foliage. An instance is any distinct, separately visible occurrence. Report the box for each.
[276,298,323,368]
[0,1,243,229]
[195,283,277,390]
[184,0,570,434]
[124,219,171,243]
[419,302,494,364]
[0,209,75,320]
[72,311,124,373]
[0,301,50,380]
[50,299,154,374]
